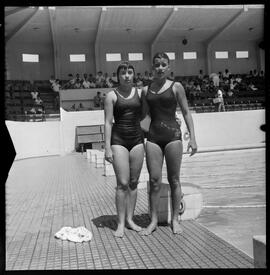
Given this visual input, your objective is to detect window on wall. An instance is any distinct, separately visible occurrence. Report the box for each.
[128,53,143,61]
[215,51,228,59]
[183,52,197,60]
[70,54,86,62]
[22,54,39,62]
[165,52,175,60]
[236,51,249,59]
[106,53,122,62]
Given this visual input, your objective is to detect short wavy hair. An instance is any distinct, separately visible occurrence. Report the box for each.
[152,52,170,64]
[116,61,135,83]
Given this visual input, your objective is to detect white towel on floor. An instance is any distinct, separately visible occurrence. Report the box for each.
[55,226,92,242]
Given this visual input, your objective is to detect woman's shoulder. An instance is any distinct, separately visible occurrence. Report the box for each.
[172,81,185,92]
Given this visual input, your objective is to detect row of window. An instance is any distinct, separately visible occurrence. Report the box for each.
[22,51,249,63]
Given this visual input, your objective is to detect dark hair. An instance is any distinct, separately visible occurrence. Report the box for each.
[152,52,170,64]
[116,61,135,83]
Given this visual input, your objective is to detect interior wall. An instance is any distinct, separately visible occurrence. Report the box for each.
[209,40,258,74]
[97,43,151,75]
[57,43,96,80]
[153,41,207,76]
[6,38,54,80]
[6,38,260,80]
[6,110,265,160]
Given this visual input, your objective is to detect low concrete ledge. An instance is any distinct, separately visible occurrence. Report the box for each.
[147,181,203,223]
[253,235,266,268]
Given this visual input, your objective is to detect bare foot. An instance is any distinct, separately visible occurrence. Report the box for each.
[114,225,125,238]
[139,222,157,236]
[172,220,183,234]
[126,220,142,232]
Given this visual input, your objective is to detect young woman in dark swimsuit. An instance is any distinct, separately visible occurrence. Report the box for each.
[104,61,146,238]
[140,52,197,235]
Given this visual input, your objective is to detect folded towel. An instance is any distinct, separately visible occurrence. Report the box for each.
[55,226,92,242]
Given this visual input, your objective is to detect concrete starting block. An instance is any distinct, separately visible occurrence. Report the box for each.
[147,181,203,223]
[95,152,105,168]
[253,235,266,268]
[86,149,91,160]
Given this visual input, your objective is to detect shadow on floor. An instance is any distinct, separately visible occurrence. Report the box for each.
[91,213,152,231]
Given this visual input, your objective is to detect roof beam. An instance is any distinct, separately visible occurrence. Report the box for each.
[5,7,29,17]
[48,8,60,79]
[95,7,107,73]
[151,7,177,60]
[5,7,38,43]
[205,8,244,45]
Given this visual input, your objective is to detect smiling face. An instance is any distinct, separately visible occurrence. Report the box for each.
[152,56,170,79]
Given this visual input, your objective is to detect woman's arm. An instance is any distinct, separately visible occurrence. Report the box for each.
[104,91,115,163]
[138,86,149,120]
[173,82,197,156]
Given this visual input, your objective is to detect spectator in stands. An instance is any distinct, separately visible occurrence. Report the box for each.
[82,73,88,82]
[88,74,95,83]
[34,96,45,113]
[82,77,91,89]
[148,72,154,81]
[247,70,253,79]
[100,93,106,109]
[139,52,197,236]
[93,91,102,108]
[30,88,39,101]
[104,73,113,88]
[259,70,264,78]
[52,79,61,109]
[74,78,82,89]
[134,72,143,84]
[209,72,220,87]
[111,72,118,86]
[253,69,258,77]
[143,70,150,86]
[198,69,204,81]
[168,71,175,81]
[214,87,225,112]
[235,74,242,83]
[63,73,75,89]
[95,71,105,88]
[49,75,56,86]
[75,73,81,83]
[89,78,96,88]
[223,69,230,80]
[104,61,146,237]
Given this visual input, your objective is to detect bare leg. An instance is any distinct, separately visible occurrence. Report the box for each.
[111,145,130,237]
[126,144,145,232]
[164,140,183,234]
[140,141,164,236]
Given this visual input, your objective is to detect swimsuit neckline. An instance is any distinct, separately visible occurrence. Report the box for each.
[115,87,136,100]
[148,81,174,95]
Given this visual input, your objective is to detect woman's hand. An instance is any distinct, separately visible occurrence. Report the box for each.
[105,148,114,163]
[187,139,197,156]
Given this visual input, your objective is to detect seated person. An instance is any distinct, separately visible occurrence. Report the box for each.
[111,72,118,86]
[95,71,105,88]
[82,78,91,89]
[148,72,154,81]
[34,96,45,113]
[93,91,102,108]
[31,90,39,101]
[62,74,75,89]
[74,78,82,89]
[49,75,56,86]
